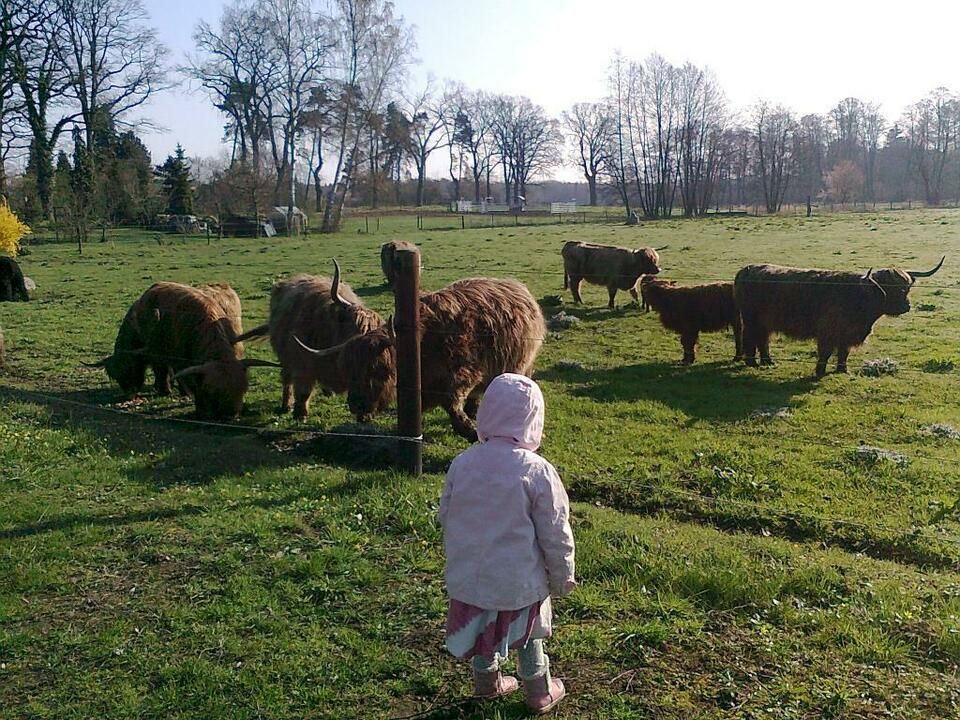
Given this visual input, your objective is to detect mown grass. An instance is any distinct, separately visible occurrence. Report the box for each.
[3,209,960,718]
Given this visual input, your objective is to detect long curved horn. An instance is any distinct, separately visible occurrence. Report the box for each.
[294,334,354,358]
[908,255,945,279]
[81,355,112,368]
[241,358,283,369]
[331,259,351,307]
[863,268,886,298]
[173,365,207,380]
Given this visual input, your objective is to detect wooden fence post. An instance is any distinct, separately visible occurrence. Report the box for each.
[394,247,422,476]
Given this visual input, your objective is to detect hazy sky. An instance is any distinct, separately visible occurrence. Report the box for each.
[141,0,960,179]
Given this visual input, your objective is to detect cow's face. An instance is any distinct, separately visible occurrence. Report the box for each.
[178,361,248,419]
[633,248,661,276]
[340,329,397,423]
[104,354,147,395]
[870,269,913,316]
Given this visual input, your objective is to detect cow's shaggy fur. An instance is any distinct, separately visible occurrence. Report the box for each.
[299,277,546,440]
[0,256,29,302]
[235,271,385,419]
[734,258,943,376]
[642,278,742,364]
[93,282,256,419]
[561,241,660,308]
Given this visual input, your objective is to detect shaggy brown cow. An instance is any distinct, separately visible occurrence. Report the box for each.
[233,264,385,419]
[641,278,742,364]
[640,276,676,312]
[87,282,277,418]
[0,256,29,302]
[381,240,418,287]
[734,257,945,376]
[561,241,661,308]
[296,276,545,440]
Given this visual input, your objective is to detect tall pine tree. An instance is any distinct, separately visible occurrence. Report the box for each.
[155,145,194,215]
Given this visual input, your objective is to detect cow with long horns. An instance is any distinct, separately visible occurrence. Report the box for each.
[233,265,385,419]
[295,270,546,440]
[734,257,945,376]
[87,282,277,418]
[561,241,661,308]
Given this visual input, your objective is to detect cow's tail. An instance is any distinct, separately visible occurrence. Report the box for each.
[562,269,569,290]
[233,322,270,344]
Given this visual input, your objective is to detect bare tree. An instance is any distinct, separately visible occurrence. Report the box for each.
[320,0,414,232]
[489,94,561,207]
[675,63,727,216]
[753,101,796,213]
[604,51,632,216]
[903,88,958,206]
[406,78,446,207]
[55,0,169,157]
[562,102,610,206]
[793,113,828,211]
[826,160,864,204]
[262,0,332,232]
[187,4,280,170]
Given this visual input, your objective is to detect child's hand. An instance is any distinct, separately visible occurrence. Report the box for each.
[553,579,578,597]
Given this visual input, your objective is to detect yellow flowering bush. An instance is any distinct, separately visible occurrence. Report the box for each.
[0,201,31,256]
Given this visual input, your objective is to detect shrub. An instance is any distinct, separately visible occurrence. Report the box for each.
[860,357,898,377]
[0,200,30,256]
[922,357,956,373]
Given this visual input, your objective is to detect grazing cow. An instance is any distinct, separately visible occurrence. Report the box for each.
[381,240,418,287]
[87,282,277,418]
[233,263,385,419]
[296,276,545,440]
[641,277,742,364]
[0,256,29,302]
[734,257,945,376]
[561,241,661,308]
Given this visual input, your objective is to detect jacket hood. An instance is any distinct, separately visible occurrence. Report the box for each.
[476,373,544,451]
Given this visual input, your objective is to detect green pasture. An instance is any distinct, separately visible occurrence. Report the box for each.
[3,209,960,718]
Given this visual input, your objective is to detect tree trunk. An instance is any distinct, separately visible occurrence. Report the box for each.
[587,175,597,206]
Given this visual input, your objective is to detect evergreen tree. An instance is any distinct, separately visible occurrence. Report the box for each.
[155,145,194,215]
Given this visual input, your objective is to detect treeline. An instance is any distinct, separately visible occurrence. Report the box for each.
[3,0,960,238]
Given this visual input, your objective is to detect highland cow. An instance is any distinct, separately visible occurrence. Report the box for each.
[296,276,546,440]
[233,264,385,419]
[734,257,944,377]
[0,256,29,302]
[640,276,677,311]
[641,278,742,364]
[87,282,277,418]
[381,240,418,287]
[561,241,661,308]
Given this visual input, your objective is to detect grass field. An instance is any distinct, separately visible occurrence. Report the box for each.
[3,209,960,719]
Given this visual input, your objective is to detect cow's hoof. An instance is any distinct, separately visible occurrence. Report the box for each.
[835,365,848,374]
[815,367,827,378]
[760,358,775,367]
[744,358,759,368]
[734,355,743,362]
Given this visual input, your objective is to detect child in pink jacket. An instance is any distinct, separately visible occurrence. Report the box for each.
[440,373,576,715]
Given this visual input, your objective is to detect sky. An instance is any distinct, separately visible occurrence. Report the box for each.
[140,0,960,180]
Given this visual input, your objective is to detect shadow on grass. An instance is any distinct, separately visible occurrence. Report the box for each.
[0,386,447,488]
[538,360,817,421]
[353,283,392,299]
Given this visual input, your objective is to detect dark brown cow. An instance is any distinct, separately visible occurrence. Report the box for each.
[640,276,676,311]
[296,276,545,440]
[87,282,277,418]
[0,256,29,302]
[734,257,945,376]
[234,263,385,418]
[641,278,742,364]
[381,240,418,287]
[561,241,661,308]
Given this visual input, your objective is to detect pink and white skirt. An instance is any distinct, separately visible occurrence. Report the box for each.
[445,596,552,660]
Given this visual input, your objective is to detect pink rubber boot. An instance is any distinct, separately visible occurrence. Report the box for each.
[473,668,520,699]
[523,671,566,714]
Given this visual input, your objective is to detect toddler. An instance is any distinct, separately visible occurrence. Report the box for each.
[439,373,576,714]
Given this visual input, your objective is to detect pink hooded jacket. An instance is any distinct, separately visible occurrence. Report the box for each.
[439,373,576,610]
